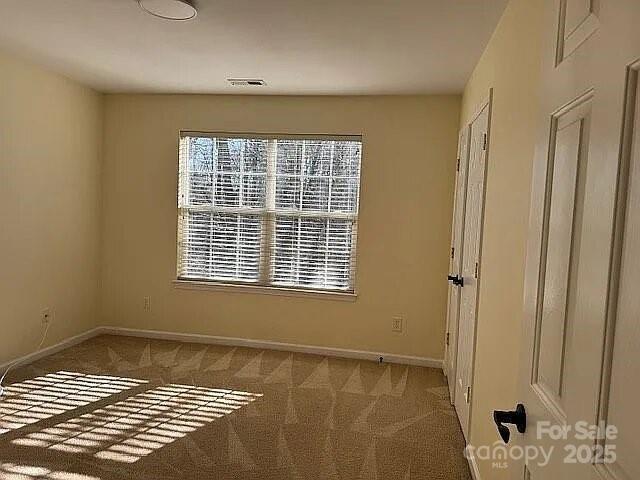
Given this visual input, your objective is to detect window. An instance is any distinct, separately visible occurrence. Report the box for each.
[177,132,362,294]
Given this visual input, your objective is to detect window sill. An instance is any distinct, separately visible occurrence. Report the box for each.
[172,279,358,302]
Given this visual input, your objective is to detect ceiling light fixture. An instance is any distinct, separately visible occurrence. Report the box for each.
[137,0,197,21]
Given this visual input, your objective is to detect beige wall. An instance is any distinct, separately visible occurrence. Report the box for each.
[460,0,543,478]
[0,50,103,364]
[101,94,460,360]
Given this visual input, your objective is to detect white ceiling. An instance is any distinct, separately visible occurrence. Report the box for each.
[0,0,507,95]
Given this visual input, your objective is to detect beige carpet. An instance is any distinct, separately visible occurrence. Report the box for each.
[0,335,470,480]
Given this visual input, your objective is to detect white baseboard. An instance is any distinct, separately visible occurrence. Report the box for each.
[467,448,482,480]
[1,325,443,372]
[0,327,102,373]
[98,326,443,369]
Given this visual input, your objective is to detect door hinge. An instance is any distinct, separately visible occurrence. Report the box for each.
[451,247,455,259]
[446,332,450,346]
[456,158,460,171]
[465,386,472,403]
[482,133,487,151]
[474,262,479,278]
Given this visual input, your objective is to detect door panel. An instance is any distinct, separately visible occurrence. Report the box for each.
[444,127,470,402]
[534,96,591,420]
[564,0,591,33]
[454,104,489,440]
[556,0,598,64]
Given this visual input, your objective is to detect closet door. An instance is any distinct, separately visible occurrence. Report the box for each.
[444,126,470,402]
[454,103,490,440]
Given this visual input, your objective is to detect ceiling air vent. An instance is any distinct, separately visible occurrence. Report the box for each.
[227,78,267,87]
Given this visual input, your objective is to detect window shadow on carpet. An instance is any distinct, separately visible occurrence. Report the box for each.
[1,371,261,469]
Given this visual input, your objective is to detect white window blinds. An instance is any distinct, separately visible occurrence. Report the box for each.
[177,133,362,293]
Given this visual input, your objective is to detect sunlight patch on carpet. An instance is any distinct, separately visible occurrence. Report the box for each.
[0,462,100,480]
[0,372,146,435]
[12,383,262,463]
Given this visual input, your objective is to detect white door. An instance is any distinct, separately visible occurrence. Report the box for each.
[455,103,490,440]
[444,126,470,402]
[511,1,640,479]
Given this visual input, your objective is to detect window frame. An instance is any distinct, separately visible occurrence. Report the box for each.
[175,131,363,298]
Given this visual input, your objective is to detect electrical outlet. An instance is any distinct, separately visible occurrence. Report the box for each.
[392,316,403,333]
[41,308,52,325]
[144,296,151,312]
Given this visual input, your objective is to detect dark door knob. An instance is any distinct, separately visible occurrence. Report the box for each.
[447,275,464,286]
[493,404,526,443]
